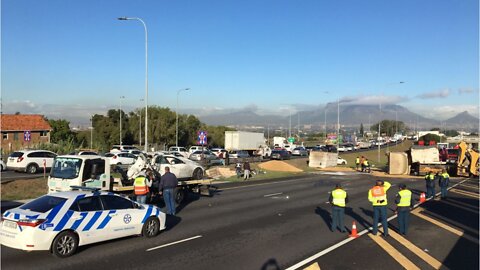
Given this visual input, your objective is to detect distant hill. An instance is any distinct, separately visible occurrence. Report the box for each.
[198,105,479,131]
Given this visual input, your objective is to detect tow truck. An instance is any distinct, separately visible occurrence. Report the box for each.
[47,154,213,204]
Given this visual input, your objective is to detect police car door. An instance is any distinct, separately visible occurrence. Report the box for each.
[71,196,108,244]
[100,195,145,238]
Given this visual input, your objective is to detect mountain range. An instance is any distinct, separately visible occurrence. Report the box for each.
[198,104,479,131]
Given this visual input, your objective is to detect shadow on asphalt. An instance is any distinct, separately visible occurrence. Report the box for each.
[260,258,281,270]
[315,206,332,228]
[346,207,372,231]
[164,215,182,231]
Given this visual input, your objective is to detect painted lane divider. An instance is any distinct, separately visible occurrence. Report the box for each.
[264,192,283,197]
[146,235,203,252]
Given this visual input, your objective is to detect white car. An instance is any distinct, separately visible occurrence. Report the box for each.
[0,190,166,257]
[0,159,5,171]
[7,150,57,174]
[168,147,189,158]
[104,152,137,165]
[110,145,139,153]
[337,156,348,165]
[337,145,348,152]
[210,148,228,158]
[152,154,205,180]
[188,146,203,155]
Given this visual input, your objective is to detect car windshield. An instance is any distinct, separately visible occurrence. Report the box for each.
[50,157,82,179]
[20,195,67,213]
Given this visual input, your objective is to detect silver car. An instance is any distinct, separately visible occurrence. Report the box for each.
[291,147,308,156]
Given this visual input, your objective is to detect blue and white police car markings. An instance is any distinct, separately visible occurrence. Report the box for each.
[83,211,103,231]
[141,205,153,224]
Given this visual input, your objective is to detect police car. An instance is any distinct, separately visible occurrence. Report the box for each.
[0,189,166,258]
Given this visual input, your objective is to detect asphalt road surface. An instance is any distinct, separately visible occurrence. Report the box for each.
[1,172,475,270]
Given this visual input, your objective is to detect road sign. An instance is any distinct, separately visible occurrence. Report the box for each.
[287,137,295,143]
[24,131,31,142]
[197,131,208,145]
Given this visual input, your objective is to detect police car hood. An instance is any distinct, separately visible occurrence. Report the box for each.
[2,208,45,221]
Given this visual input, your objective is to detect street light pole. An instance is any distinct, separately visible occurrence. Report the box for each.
[337,98,340,154]
[139,99,143,147]
[117,17,148,153]
[119,96,125,145]
[176,88,190,147]
[90,115,93,149]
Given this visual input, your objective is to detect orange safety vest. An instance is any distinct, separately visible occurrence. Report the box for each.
[134,176,149,195]
[371,186,385,198]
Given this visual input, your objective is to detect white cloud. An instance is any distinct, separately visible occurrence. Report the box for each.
[334,94,408,105]
[458,87,478,95]
[416,89,450,99]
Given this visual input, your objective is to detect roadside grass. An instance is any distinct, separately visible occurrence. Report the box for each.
[1,178,48,201]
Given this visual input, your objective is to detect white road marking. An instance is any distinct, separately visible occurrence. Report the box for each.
[264,192,283,197]
[146,235,203,252]
[287,179,472,270]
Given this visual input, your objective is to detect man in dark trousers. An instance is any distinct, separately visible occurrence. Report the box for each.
[439,169,450,199]
[329,183,348,233]
[159,166,179,216]
[425,171,436,199]
[395,184,414,235]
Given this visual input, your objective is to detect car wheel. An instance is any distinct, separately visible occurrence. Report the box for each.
[51,231,79,258]
[117,162,122,165]
[175,187,186,205]
[142,216,160,238]
[342,162,346,165]
[193,168,203,180]
[26,164,38,174]
[0,164,3,171]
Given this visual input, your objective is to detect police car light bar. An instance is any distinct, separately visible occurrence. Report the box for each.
[69,186,101,192]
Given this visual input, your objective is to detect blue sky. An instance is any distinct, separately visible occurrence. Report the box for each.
[2,0,479,125]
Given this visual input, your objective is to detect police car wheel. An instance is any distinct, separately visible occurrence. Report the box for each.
[52,231,78,258]
[142,217,160,238]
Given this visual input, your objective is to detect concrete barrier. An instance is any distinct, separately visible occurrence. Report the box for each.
[308,152,337,168]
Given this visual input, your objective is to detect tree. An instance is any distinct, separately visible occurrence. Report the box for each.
[430,127,440,131]
[419,134,441,144]
[48,119,76,144]
[370,120,406,137]
[444,130,459,137]
[360,123,364,136]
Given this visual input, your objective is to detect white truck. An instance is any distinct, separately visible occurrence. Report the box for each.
[273,136,298,153]
[225,131,271,158]
[47,154,212,204]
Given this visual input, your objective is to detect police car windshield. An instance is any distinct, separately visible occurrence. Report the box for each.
[20,195,67,213]
[50,157,82,179]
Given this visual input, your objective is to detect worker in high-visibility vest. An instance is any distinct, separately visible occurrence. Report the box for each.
[439,169,450,199]
[425,171,436,199]
[355,157,360,171]
[134,171,152,204]
[395,184,414,235]
[368,180,391,236]
[328,183,349,233]
[362,159,370,173]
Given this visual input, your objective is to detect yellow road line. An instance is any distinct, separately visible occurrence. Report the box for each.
[411,209,478,244]
[440,199,479,214]
[388,230,443,269]
[368,234,420,270]
[303,262,321,270]
[450,188,479,198]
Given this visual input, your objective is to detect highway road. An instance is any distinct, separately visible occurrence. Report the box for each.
[1,171,454,270]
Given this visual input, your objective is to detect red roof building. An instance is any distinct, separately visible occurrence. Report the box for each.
[1,114,52,153]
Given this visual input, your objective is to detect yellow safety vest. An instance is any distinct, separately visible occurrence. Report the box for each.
[397,189,412,207]
[425,174,434,180]
[363,160,369,166]
[355,158,360,164]
[134,176,149,195]
[441,172,450,179]
[332,189,347,207]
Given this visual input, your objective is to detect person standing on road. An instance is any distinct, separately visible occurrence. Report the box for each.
[355,156,360,171]
[243,161,251,180]
[159,166,179,215]
[329,184,348,233]
[363,159,370,173]
[368,180,391,236]
[439,169,450,199]
[395,184,414,235]
[134,171,152,204]
[225,151,230,166]
[425,171,436,199]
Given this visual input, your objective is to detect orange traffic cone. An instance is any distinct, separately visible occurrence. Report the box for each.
[419,192,426,203]
[349,221,359,238]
